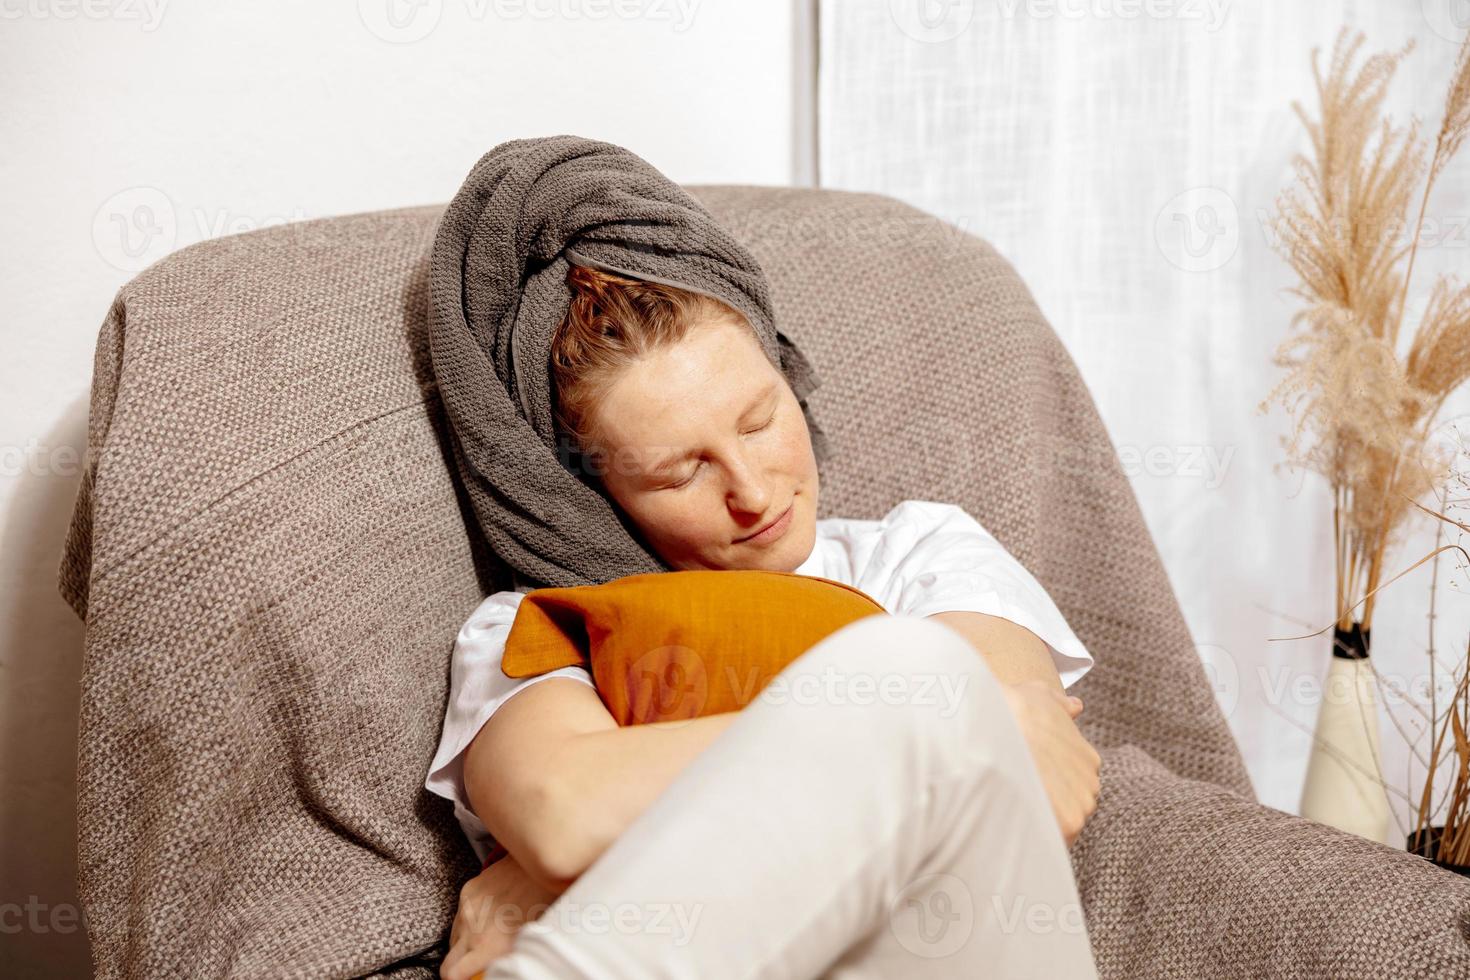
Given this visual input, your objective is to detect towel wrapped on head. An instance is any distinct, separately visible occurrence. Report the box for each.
[426,134,832,591]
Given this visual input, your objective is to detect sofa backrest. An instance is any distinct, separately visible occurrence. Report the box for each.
[59,188,1250,977]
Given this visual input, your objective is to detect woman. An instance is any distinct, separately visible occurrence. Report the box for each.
[427,256,1103,979]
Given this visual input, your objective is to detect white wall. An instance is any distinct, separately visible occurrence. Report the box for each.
[0,2,803,974]
[14,2,1466,974]
[819,0,1470,837]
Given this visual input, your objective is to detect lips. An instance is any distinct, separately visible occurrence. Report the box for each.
[738,502,792,543]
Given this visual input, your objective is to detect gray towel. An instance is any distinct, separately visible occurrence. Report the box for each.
[426,134,831,590]
[60,183,1470,980]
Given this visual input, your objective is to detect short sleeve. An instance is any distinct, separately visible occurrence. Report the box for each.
[424,589,596,864]
[849,500,1095,689]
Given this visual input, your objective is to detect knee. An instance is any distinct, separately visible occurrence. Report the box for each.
[782,613,1009,742]
[799,612,994,679]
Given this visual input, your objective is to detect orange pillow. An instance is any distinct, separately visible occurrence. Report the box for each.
[500,569,888,725]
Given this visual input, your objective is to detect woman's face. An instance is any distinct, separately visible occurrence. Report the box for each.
[586,316,820,573]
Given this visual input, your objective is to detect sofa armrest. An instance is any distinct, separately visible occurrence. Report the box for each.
[1075,745,1470,979]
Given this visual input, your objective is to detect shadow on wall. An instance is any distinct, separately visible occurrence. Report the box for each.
[1,393,95,977]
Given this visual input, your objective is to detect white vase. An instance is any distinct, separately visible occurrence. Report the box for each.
[1299,631,1391,844]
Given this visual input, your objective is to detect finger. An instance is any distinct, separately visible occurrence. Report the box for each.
[456,937,508,980]
[441,939,466,980]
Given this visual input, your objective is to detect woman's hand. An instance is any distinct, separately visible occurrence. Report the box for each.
[1000,681,1101,848]
[441,854,560,980]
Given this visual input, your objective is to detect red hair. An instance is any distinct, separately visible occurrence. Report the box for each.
[551,263,766,462]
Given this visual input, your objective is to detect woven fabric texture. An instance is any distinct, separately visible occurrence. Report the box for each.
[426,135,831,593]
[58,187,1470,977]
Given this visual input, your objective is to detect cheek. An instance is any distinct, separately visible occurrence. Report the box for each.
[640,493,717,548]
[777,413,817,474]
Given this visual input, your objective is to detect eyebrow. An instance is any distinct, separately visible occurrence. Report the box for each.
[646,381,779,477]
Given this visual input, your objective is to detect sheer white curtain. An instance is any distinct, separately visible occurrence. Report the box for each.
[818,0,1470,833]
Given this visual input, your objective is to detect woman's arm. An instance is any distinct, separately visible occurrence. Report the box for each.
[467,611,1064,892]
[463,676,739,892]
[925,610,1065,692]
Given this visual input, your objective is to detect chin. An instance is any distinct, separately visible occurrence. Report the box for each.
[713,490,818,572]
[778,510,817,571]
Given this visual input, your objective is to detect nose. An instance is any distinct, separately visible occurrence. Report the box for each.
[724,447,770,516]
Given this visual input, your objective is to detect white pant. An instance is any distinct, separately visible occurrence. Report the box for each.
[487,614,1100,979]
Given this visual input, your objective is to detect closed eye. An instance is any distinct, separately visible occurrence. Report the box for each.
[663,463,701,490]
[743,410,777,435]
[661,407,776,490]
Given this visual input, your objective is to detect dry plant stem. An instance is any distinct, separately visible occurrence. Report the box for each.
[1262,655,1468,830]
[1453,643,1470,863]
[1394,31,1470,347]
[1377,661,1434,779]
[1393,177,1432,349]
[1262,25,1470,864]
[1400,486,1450,822]
[1265,28,1469,631]
[1277,538,1470,846]
[1403,491,1470,860]
[1380,655,1462,731]
[1262,695,1418,807]
[1443,663,1469,864]
[1361,412,1442,627]
[1409,493,1470,535]
[1334,486,1345,620]
[1274,542,1470,643]
[1422,666,1469,830]
[1421,486,1446,827]
[1412,651,1470,847]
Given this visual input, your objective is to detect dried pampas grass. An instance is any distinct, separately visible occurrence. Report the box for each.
[1261,25,1470,866]
[1260,26,1470,634]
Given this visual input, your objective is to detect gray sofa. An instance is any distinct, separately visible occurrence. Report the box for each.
[58,186,1470,977]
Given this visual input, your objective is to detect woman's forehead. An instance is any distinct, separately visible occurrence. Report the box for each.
[597,341,780,455]
[604,325,771,413]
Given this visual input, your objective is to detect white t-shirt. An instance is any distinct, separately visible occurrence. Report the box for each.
[425,499,1095,863]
